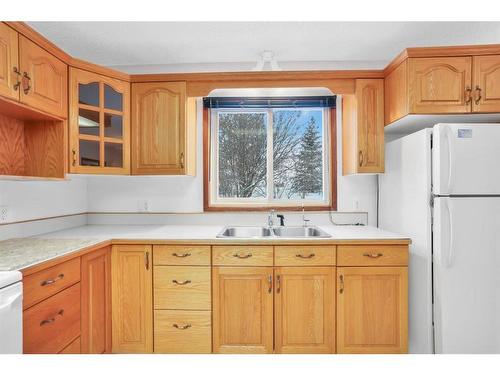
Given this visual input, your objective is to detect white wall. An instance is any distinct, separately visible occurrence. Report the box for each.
[0,176,87,223]
[86,97,379,225]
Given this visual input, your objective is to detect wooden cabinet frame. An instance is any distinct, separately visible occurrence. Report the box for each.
[69,68,130,174]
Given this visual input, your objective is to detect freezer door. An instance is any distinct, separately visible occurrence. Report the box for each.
[433,197,500,353]
[433,123,500,195]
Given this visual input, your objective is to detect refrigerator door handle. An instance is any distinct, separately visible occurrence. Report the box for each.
[444,198,454,268]
[445,126,454,193]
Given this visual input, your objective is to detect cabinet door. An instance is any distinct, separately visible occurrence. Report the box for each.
[111,245,153,353]
[131,82,186,175]
[0,23,19,101]
[81,246,111,354]
[19,35,67,118]
[69,67,130,174]
[337,267,408,353]
[274,267,335,353]
[212,267,273,353]
[408,57,472,114]
[472,55,500,113]
[356,79,385,173]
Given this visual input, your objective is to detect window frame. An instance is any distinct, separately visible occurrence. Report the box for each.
[203,106,337,211]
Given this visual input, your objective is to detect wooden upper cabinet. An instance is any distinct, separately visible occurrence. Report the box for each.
[342,79,384,175]
[69,68,130,174]
[212,267,273,353]
[408,57,472,114]
[274,267,335,354]
[472,55,500,112]
[337,267,408,354]
[0,23,19,101]
[131,81,195,175]
[18,35,67,118]
[111,245,153,353]
[81,246,111,354]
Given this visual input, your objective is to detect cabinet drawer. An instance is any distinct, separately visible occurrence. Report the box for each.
[154,310,211,353]
[24,283,81,354]
[275,246,336,266]
[59,336,81,354]
[154,266,211,310]
[337,245,408,266]
[154,245,211,266]
[24,257,81,309]
[212,246,273,266]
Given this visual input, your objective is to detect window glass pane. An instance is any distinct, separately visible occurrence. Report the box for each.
[217,112,268,198]
[104,84,123,111]
[104,142,123,168]
[104,113,123,139]
[273,109,324,200]
[78,108,100,136]
[79,140,100,166]
[78,82,99,107]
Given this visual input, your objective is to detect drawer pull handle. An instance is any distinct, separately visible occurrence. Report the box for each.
[276,275,281,294]
[233,253,252,259]
[296,253,315,259]
[363,253,384,259]
[339,275,344,294]
[173,323,191,330]
[172,280,191,285]
[40,274,64,286]
[22,72,31,94]
[13,67,21,90]
[267,275,273,294]
[172,252,191,258]
[40,309,64,326]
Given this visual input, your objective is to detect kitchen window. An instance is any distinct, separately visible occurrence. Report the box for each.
[204,96,336,210]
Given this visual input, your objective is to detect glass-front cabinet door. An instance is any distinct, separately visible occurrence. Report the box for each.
[69,68,130,174]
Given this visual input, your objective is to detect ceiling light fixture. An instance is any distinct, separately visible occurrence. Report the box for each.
[253,50,282,71]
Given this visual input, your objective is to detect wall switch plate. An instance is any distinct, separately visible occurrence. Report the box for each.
[0,206,9,223]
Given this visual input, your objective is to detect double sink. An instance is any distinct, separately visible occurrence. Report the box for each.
[217,226,331,238]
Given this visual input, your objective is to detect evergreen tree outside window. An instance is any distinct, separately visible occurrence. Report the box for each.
[210,107,331,207]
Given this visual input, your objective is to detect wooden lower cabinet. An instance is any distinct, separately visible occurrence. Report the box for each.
[59,337,81,354]
[111,245,153,353]
[336,267,408,354]
[212,267,274,353]
[274,267,335,354]
[154,310,212,353]
[23,283,81,354]
[81,246,111,354]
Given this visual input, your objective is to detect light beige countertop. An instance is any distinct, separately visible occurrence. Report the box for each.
[0,224,410,271]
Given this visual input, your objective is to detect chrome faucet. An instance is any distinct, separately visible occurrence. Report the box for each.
[267,209,275,228]
[301,204,310,227]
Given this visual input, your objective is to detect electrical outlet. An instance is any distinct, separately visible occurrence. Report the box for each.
[137,200,150,212]
[0,206,9,223]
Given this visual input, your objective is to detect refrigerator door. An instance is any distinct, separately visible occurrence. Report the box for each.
[433,196,500,353]
[433,123,500,195]
[379,129,433,353]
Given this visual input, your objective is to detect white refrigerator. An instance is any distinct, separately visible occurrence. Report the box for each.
[380,123,500,354]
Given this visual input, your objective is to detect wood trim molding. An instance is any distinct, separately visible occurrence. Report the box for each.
[202,108,338,212]
[5,22,130,82]
[384,44,500,76]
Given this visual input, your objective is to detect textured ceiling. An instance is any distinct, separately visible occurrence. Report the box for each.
[28,22,500,73]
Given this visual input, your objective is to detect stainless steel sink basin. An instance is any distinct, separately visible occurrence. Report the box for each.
[217,226,331,238]
[272,226,331,238]
[217,226,272,238]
